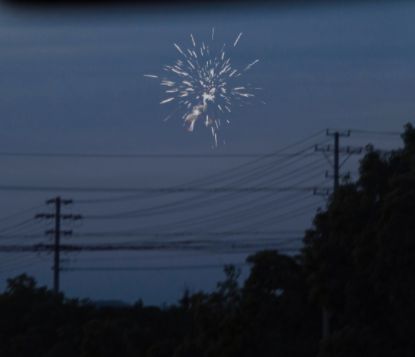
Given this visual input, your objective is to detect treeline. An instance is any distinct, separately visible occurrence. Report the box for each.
[0,124,414,357]
[0,254,320,357]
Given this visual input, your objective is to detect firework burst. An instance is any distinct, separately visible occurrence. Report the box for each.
[145,29,261,146]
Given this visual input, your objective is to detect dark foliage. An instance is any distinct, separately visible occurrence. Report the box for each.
[0,255,319,357]
[303,123,415,356]
[0,124,414,356]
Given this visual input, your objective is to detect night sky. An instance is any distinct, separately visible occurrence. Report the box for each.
[0,0,413,304]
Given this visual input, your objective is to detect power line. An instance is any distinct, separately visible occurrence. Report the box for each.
[0,152,320,159]
[74,130,328,204]
[82,162,326,220]
[0,218,36,235]
[0,204,45,224]
[0,184,328,194]
[0,234,47,240]
[71,231,303,239]
[349,129,402,136]
[0,253,42,273]
[0,130,349,279]
[0,129,399,159]
[132,175,324,234]
[85,163,328,229]
[62,262,250,272]
[0,240,302,252]
[0,128,400,288]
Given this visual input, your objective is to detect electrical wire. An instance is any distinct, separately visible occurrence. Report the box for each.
[62,262,249,272]
[0,204,45,224]
[0,152,320,159]
[82,155,327,220]
[0,219,37,235]
[349,129,401,136]
[74,129,327,204]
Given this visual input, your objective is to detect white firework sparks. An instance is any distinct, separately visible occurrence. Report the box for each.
[145,30,261,146]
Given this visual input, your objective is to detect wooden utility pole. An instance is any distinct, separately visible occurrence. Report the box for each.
[35,197,81,294]
[315,130,362,339]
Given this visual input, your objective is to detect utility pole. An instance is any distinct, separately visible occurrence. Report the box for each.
[315,130,363,339]
[333,131,340,191]
[35,197,82,294]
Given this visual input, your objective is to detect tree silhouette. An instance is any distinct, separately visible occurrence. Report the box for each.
[1,125,414,356]
[303,123,415,356]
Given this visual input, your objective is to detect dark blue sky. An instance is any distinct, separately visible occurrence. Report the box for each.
[0,1,413,304]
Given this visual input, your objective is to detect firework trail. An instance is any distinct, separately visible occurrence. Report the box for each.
[145,30,261,146]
